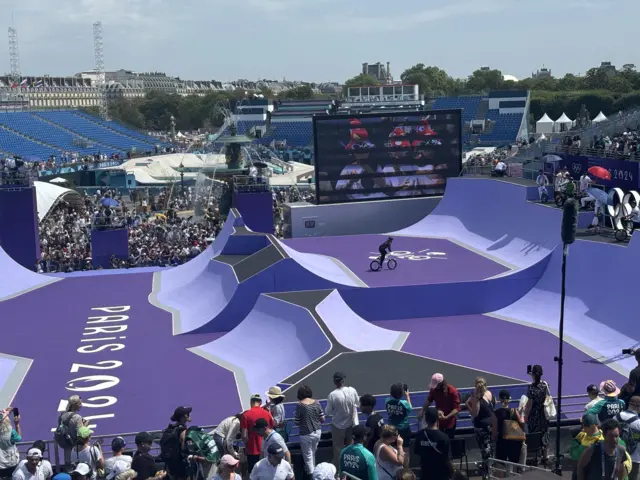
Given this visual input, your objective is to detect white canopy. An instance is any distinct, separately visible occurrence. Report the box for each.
[593,111,608,123]
[49,177,67,184]
[536,113,554,134]
[554,113,573,132]
[555,113,572,124]
[33,181,83,222]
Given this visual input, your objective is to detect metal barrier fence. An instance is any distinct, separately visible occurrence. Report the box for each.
[487,458,554,479]
[542,143,640,161]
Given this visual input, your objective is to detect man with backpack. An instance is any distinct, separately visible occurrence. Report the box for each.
[55,396,86,465]
[618,396,640,480]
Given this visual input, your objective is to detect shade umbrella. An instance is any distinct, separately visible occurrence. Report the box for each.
[588,166,611,181]
[586,187,608,205]
[100,198,119,208]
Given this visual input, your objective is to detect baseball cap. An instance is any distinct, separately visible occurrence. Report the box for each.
[53,474,71,480]
[71,463,92,476]
[77,427,93,440]
[134,431,154,445]
[220,454,240,468]
[587,384,600,395]
[499,389,512,401]
[106,459,130,480]
[267,444,285,457]
[26,448,42,459]
[600,380,620,397]
[111,436,126,451]
[170,406,192,422]
[429,373,444,390]
[253,418,269,430]
[423,406,439,425]
[250,394,262,403]
[582,413,598,427]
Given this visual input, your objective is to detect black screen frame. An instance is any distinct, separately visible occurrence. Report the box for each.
[312,109,462,205]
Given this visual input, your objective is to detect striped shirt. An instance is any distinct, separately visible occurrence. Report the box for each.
[294,402,324,436]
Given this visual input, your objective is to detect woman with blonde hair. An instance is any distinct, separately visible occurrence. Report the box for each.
[0,408,20,478]
[374,425,404,480]
[466,377,496,478]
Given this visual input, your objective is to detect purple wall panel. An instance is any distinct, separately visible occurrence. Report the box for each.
[0,188,40,270]
[91,228,129,268]
[232,191,273,233]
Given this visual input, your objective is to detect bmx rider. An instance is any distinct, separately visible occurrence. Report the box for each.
[378,237,393,268]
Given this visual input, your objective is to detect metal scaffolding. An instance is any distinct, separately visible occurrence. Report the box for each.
[93,21,109,120]
[8,27,20,83]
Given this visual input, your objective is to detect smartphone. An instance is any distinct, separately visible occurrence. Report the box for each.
[526,365,532,375]
[12,408,18,417]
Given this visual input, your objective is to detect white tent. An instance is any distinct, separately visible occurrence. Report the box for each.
[49,177,67,184]
[33,181,83,222]
[593,111,608,123]
[554,113,573,132]
[536,113,555,134]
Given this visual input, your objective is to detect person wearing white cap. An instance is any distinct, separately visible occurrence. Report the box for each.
[106,459,136,480]
[12,447,53,480]
[213,454,241,480]
[70,463,92,480]
[311,463,335,480]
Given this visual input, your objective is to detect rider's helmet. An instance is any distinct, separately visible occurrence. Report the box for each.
[387,237,393,242]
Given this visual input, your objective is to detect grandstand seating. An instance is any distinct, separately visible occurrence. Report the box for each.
[432,93,527,146]
[0,126,61,159]
[266,122,313,147]
[74,111,161,146]
[35,111,156,153]
[0,112,119,157]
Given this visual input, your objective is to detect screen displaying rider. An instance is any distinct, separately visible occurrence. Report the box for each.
[378,237,393,268]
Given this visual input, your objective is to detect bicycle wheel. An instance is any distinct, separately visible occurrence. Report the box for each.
[370,260,381,271]
[387,258,397,270]
[615,229,629,242]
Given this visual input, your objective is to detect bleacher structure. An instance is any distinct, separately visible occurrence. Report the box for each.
[0,110,162,160]
[431,90,530,146]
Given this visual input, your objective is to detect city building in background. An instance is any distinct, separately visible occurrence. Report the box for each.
[362,62,393,83]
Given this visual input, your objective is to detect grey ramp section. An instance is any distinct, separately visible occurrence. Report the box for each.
[492,233,640,378]
[282,350,528,402]
[233,244,287,282]
[0,353,33,409]
[188,292,333,409]
[392,178,561,270]
[0,246,60,302]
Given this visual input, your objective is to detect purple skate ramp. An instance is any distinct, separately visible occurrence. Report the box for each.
[392,178,562,270]
[492,235,640,378]
[315,290,407,351]
[0,245,60,301]
[0,271,242,441]
[190,294,332,408]
[283,235,508,287]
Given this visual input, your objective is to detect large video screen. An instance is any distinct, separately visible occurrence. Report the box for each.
[313,110,461,204]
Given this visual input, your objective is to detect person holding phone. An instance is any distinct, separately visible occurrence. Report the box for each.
[0,407,21,478]
[385,384,412,467]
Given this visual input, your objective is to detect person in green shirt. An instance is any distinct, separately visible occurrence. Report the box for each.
[385,383,412,466]
[565,180,576,197]
[339,425,377,480]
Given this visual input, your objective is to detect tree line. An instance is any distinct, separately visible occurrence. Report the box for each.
[97,63,640,132]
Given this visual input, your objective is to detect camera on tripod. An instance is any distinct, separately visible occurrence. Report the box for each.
[622,348,637,355]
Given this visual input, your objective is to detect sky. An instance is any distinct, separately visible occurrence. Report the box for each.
[0,0,638,83]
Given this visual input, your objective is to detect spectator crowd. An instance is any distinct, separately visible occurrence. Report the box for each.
[1,352,638,480]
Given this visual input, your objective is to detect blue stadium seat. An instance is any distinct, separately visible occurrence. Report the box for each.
[262,122,313,147]
[74,111,164,147]
[0,125,61,159]
[0,112,120,158]
[35,111,156,152]
[432,96,482,124]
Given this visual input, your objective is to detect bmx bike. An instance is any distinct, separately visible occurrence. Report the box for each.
[370,257,397,271]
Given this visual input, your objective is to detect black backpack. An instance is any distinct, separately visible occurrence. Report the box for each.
[160,425,184,467]
[55,412,78,449]
[617,412,639,454]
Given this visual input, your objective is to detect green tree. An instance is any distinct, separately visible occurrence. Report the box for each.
[344,74,379,88]
[281,85,314,100]
[466,68,505,92]
[583,67,610,90]
[400,64,453,98]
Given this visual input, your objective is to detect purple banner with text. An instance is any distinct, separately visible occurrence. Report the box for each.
[559,154,639,190]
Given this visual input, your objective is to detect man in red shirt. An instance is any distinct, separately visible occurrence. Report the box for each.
[424,373,460,439]
[240,394,274,472]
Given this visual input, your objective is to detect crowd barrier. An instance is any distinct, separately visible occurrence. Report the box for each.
[543,144,640,162]
[19,390,587,470]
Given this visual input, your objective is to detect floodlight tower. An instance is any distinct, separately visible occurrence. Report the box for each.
[8,27,20,85]
[93,21,109,120]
